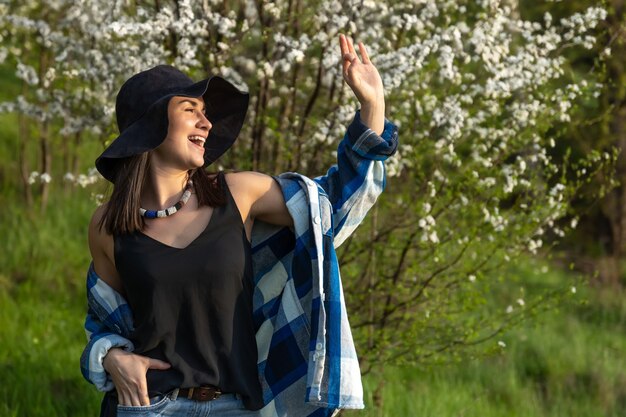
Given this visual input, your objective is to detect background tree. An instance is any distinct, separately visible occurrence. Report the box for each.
[0,0,618,410]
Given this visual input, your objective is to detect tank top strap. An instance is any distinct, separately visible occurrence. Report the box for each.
[216,169,226,189]
[215,170,248,239]
[216,171,238,214]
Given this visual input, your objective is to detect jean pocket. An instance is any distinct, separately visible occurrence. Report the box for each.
[116,394,170,415]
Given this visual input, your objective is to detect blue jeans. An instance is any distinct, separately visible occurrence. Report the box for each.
[115,390,262,417]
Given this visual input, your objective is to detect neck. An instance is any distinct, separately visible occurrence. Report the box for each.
[142,166,190,210]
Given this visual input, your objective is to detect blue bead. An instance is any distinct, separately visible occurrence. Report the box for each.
[145,210,157,219]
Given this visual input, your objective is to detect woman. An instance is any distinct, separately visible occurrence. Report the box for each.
[82,34,398,416]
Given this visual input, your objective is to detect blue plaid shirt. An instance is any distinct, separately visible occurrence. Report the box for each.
[81,110,399,417]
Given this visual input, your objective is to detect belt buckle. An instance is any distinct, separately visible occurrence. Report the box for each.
[204,385,222,401]
[197,386,222,401]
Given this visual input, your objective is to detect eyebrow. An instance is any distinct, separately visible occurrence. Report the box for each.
[178,99,206,111]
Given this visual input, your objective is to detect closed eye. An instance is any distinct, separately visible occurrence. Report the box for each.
[186,108,208,117]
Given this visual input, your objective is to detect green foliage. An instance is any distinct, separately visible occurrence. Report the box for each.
[0,289,101,416]
[0,163,105,415]
[342,263,626,417]
[0,184,104,293]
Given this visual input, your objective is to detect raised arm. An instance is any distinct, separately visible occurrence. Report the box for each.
[312,35,399,246]
[246,35,398,243]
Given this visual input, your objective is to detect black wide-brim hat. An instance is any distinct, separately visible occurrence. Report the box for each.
[95,65,249,183]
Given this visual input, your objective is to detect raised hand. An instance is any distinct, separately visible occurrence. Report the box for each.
[339,34,384,106]
[339,34,385,135]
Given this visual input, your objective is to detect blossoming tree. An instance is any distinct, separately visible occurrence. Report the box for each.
[0,0,616,385]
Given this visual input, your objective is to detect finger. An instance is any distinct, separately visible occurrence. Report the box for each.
[339,34,349,55]
[131,381,149,406]
[129,388,143,406]
[342,53,358,77]
[138,378,151,406]
[339,34,349,74]
[123,375,146,406]
[347,36,359,62]
[146,357,171,370]
[140,392,151,406]
[118,390,131,407]
[358,42,371,64]
[342,52,358,63]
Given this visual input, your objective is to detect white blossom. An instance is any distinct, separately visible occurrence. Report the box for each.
[16,62,39,85]
[39,172,52,183]
[28,171,40,185]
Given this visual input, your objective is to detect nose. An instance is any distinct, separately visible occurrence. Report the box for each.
[197,111,212,131]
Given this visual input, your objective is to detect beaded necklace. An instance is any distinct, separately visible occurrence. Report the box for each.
[139,179,193,219]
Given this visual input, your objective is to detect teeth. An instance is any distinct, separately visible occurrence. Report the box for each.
[188,135,205,145]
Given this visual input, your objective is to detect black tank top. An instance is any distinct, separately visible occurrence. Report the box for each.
[113,171,264,410]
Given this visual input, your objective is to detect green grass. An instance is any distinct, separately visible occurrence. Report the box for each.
[0,289,102,416]
[347,282,626,417]
[0,188,104,416]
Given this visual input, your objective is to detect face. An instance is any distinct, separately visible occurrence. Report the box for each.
[151,96,212,172]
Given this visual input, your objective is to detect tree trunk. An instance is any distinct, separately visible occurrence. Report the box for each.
[603,0,626,285]
[372,365,385,410]
[18,111,33,207]
[251,77,268,171]
[250,2,269,171]
[39,121,51,213]
[368,205,378,352]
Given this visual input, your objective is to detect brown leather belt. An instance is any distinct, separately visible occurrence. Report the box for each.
[178,385,223,402]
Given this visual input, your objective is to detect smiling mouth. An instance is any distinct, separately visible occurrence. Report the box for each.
[188,135,206,150]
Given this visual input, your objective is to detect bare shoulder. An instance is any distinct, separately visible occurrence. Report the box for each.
[207,170,262,190]
[88,203,114,266]
[88,203,110,249]
[223,171,278,200]
[223,170,274,184]
[88,203,124,294]
[224,171,292,227]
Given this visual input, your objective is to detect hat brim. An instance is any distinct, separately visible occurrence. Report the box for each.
[96,76,249,183]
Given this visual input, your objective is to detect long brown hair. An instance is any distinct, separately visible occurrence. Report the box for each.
[98,153,226,235]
